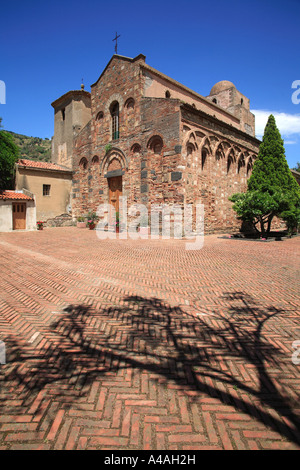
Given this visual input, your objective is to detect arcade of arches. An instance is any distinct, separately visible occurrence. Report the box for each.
[57,54,260,232]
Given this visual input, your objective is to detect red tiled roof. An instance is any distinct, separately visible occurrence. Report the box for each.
[0,191,33,201]
[17,159,71,171]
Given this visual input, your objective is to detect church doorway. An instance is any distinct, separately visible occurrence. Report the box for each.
[108,175,122,222]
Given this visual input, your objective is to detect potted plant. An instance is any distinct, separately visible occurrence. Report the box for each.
[77,216,86,228]
[115,211,120,233]
[86,211,98,230]
[87,219,96,230]
[37,221,44,231]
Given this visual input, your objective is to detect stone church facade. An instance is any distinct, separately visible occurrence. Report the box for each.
[51,54,260,232]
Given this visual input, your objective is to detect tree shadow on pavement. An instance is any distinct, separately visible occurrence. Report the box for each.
[1,291,299,446]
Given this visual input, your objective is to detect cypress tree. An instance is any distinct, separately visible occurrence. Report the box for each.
[229,115,300,236]
[248,114,299,194]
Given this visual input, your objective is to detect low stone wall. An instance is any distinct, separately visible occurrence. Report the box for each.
[44,213,75,228]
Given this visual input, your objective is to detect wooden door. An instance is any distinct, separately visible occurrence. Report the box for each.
[12,203,26,230]
[108,176,122,221]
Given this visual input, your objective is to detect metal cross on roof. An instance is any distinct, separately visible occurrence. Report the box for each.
[113,32,120,54]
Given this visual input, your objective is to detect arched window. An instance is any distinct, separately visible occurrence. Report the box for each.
[227,150,235,173]
[202,149,207,170]
[212,98,217,104]
[216,144,224,161]
[131,143,141,154]
[125,98,135,111]
[238,154,245,173]
[110,101,119,140]
[92,155,99,165]
[165,90,171,98]
[187,143,195,156]
[147,135,163,154]
[187,143,196,169]
[96,111,104,121]
[79,157,88,170]
[247,157,253,175]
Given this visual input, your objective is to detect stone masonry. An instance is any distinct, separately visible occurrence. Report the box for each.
[51,54,261,232]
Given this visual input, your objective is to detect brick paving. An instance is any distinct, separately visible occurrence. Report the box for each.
[0,227,299,450]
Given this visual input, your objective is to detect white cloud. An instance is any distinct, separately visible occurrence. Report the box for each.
[252,110,300,139]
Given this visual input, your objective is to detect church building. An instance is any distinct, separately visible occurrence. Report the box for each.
[51,53,260,232]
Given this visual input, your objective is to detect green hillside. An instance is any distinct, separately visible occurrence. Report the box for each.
[7,131,52,162]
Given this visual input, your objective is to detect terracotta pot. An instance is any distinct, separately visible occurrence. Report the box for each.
[77,222,86,228]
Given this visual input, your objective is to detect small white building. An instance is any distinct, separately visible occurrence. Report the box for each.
[0,190,36,232]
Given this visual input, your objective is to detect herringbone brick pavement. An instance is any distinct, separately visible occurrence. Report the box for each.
[0,228,299,450]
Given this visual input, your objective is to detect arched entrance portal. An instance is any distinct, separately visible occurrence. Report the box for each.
[108,175,122,220]
[102,149,127,224]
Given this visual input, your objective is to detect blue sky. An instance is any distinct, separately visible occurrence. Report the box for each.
[0,0,299,168]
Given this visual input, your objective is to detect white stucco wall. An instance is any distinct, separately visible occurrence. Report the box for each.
[26,200,36,230]
[0,201,13,231]
[0,200,36,232]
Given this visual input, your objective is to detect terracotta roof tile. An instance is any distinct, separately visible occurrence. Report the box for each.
[0,191,33,201]
[17,159,71,171]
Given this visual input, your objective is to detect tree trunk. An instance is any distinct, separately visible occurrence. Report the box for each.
[267,214,274,235]
[260,216,266,237]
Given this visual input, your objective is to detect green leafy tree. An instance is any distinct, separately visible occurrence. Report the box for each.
[281,206,300,236]
[0,120,20,190]
[229,115,300,236]
[292,162,300,172]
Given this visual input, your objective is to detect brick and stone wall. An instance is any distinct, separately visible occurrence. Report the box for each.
[180,105,260,232]
[54,54,262,233]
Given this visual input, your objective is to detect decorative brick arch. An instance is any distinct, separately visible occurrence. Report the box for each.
[131,143,141,154]
[100,148,128,176]
[233,146,242,158]
[187,141,197,153]
[186,141,197,168]
[214,142,226,160]
[182,130,200,151]
[105,93,124,114]
[199,137,212,171]
[79,157,88,170]
[189,132,197,142]
[96,111,104,121]
[195,131,206,140]
[147,134,164,154]
[181,131,201,162]
[227,148,236,173]
[124,97,135,110]
[246,155,254,175]
[237,153,246,174]
[92,155,99,165]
